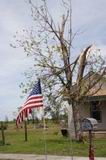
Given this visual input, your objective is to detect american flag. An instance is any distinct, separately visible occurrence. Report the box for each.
[16,79,43,126]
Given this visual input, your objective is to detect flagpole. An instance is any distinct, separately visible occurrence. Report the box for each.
[69,0,74,159]
[39,78,47,160]
[43,106,47,160]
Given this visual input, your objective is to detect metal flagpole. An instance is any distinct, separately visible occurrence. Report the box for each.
[69,137,74,160]
[69,0,74,159]
[39,78,47,160]
[43,106,47,160]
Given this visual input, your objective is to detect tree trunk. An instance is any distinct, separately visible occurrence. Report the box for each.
[67,101,81,140]
[67,103,76,139]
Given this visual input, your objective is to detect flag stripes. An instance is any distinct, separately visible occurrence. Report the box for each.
[16,80,43,127]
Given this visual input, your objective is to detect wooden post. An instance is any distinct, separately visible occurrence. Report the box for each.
[1,121,5,145]
[24,119,28,142]
[89,130,94,160]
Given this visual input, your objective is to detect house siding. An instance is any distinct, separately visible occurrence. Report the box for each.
[80,101,106,130]
[99,101,106,130]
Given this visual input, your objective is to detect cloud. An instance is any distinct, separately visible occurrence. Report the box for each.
[0,1,35,120]
[0,0,31,34]
[72,0,106,28]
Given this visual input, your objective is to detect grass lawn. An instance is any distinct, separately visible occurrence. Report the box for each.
[0,121,106,157]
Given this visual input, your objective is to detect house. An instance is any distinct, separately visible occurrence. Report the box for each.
[79,72,106,131]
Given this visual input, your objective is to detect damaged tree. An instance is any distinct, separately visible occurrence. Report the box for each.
[13,0,105,140]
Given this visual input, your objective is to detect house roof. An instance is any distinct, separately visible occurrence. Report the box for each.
[63,70,106,102]
[86,90,106,101]
[84,71,106,101]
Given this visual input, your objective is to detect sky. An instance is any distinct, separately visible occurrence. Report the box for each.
[0,0,106,121]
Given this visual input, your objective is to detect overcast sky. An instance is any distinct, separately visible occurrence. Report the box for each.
[0,0,106,121]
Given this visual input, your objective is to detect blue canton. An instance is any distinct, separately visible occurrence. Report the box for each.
[29,79,41,96]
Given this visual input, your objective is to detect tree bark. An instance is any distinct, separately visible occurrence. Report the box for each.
[67,103,76,139]
[67,101,81,140]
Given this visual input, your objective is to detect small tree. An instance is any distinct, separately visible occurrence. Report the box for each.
[13,0,105,140]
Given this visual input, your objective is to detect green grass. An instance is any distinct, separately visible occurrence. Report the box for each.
[0,122,106,157]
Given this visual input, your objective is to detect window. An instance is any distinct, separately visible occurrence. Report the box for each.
[90,101,102,122]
